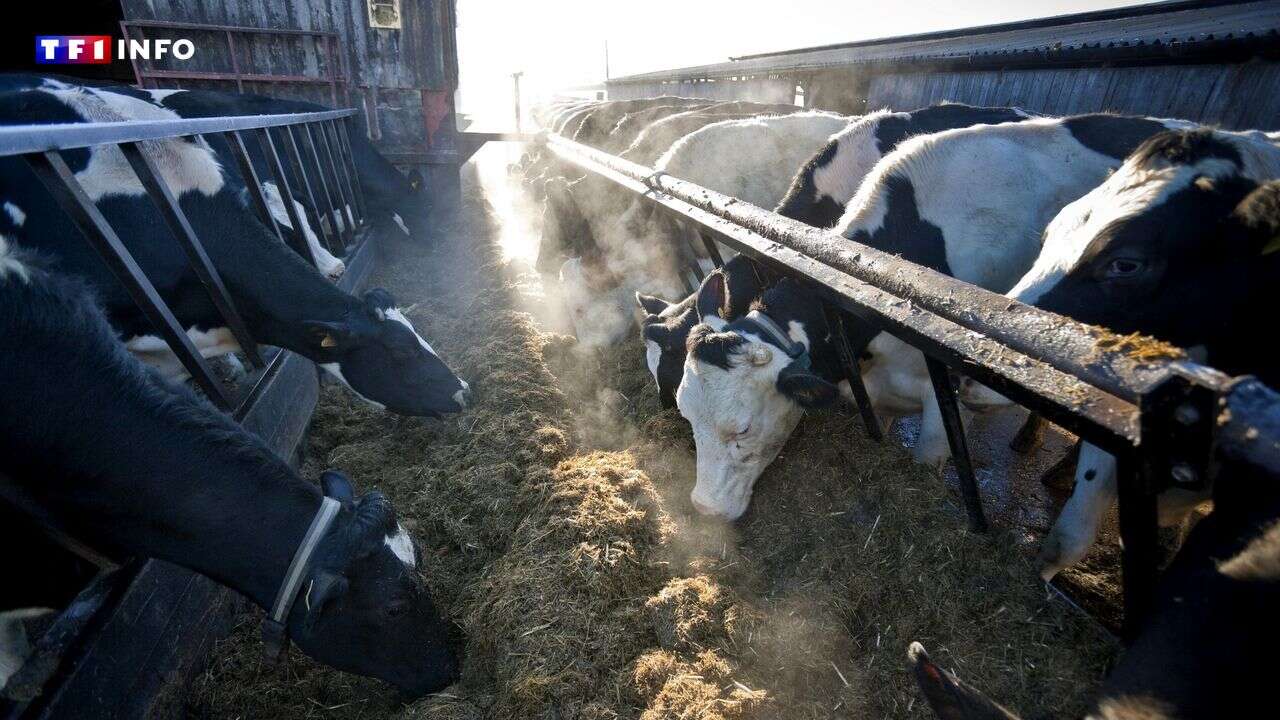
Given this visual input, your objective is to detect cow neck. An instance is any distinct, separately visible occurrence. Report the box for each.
[54,384,328,612]
[207,207,357,345]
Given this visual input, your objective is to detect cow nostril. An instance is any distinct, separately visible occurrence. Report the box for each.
[691,497,715,515]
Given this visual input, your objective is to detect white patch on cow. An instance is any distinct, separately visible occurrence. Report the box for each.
[645,338,662,385]
[4,202,26,228]
[383,307,439,357]
[392,213,410,236]
[807,109,895,219]
[676,328,811,520]
[452,379,470,409]
[1010,130,1280,305]
[144,88,186,102]
[319,362,388,410]
[384,524,416,568]
[44,86,224,200]
[1038,442,1118,581]
[124,326,241,380]
[261,182,345,280]
[0,235,30,283]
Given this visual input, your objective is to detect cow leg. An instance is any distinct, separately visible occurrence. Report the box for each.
[1037,441,1117,581]
[913,388,952,469]
[1010,412,1045,453]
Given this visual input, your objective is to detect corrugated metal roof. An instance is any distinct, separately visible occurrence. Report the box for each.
[607,0,1280,85]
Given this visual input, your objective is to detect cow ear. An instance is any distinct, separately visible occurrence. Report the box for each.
[696,270,727,328]
[776,359,838,408]
[320,470,356,504]
[1231,181,1280,256]
[636,292,672,316]
[363,288,397,317]
[302,571,349,632]
[303,321,354,353]
[908,643,1022,720]
[407,169,424,192]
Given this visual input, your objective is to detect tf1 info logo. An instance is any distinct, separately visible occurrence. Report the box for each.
[36,36,195,64]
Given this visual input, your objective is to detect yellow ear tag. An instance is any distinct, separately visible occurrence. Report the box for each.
[321,335,338,348]
[1264,236,1280,256]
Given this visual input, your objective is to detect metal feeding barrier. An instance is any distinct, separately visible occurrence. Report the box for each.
[542,131,1280,637]
[0,107,365,414]
[0,106,372,708]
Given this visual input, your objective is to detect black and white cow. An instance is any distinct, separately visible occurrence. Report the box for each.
[561,111,850,349]
[0,237,457,696]
[909,421,1280,720]
[678,114,1193,519]
[775,103,1033,228]
[969,128,1280,580]
[638,104,1033,408]
[0,83,470,416]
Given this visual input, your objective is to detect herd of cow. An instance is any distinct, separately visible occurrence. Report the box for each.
[519,95,1280,718]
[0,75,469,697]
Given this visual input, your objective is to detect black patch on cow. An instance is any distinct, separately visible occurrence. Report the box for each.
[775,139,844,227]
[688,323,747,370]
[851,175,951,275]
[1130,129,1243,170]
[1064,115,1169,161]
[874,104,1028,155]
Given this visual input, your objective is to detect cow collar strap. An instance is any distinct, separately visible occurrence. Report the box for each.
[261,496,341,663]
[742,310,807,360]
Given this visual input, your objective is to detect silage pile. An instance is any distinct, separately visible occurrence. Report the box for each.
[190,169,1116,720]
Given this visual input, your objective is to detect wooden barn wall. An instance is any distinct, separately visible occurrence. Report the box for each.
[120,0,460,157]
[861,62,1280,130]
[610,78,795,104]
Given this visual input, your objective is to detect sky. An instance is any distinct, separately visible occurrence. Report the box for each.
[454,0,1159,127]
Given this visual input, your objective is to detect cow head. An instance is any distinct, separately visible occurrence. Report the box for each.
[639,258,776,408]
[677,278,838,519]
[1010,130,1277,350]
[307,288,471,416]
[559,256,633,349]
[290,470,457,698]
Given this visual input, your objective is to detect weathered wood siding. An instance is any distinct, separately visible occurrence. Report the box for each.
[120,0,459,158]
[860,62,1280,130]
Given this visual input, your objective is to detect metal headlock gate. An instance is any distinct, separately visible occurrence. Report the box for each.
[542,132,1280,638]
[0,107,364,413]
[0,106,371,714]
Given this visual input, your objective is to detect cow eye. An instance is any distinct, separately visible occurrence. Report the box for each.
[1106,258,1144,278]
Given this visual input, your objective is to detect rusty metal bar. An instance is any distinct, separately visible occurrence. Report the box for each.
[255,128,318,267]
[25,151,234,409]
[119,141,263,369]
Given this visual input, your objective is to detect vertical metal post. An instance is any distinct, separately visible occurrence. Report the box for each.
[222,130,285,242]
[26,151,234,410]
[300,123,343,254]
[924,356,988,532]
[324,120,362,228]
[313,122,354,246]
[336,119,368,220]
[823,305,884,442]
[1117,452,1159,640]
[118,141,263,369]
[699,230,725,268]
[226,31,244,93]
[279,125,336,257]
[255,127,318,267]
